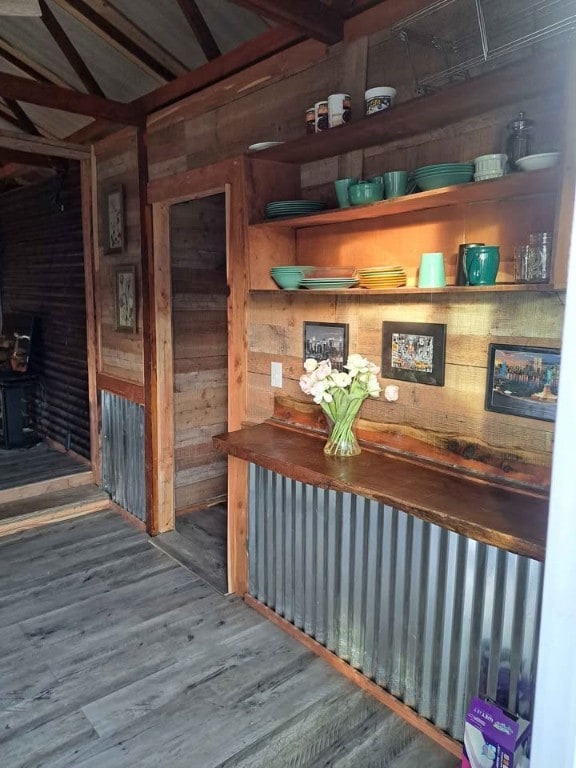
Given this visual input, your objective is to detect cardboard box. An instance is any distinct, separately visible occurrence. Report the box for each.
[462,697,531,768]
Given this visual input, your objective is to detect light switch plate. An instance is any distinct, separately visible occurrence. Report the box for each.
[271,361,282,388]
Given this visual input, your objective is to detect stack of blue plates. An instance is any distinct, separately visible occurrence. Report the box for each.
[266,200,325,219]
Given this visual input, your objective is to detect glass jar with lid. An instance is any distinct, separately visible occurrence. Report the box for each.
[506,111,535,170]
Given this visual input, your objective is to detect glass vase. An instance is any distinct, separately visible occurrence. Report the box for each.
[324,412,362,457]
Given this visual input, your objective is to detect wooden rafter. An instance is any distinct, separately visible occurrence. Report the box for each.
[0,128,90,159]
[0,37,76,88]
[136,25,305,116]
[0,71,141,124]
[0,147,58,167]
[3,99,40,135]
[51,0,186,82]
[39,0,105,97]
[175,0,221,61]
[227,0,344,45]
[0,101,22,130]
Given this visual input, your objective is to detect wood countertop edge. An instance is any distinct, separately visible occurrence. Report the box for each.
[213,424,547,562]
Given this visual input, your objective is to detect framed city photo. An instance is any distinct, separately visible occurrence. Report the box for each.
[382,321,446,386]
[114,265,137,333]
[485,343,560,421]
[303,322,349,371]
[103,184,125,254]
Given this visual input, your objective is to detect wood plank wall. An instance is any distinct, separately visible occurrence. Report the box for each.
[170,196,228,512]
[0,165,90,457]
[143,13,568,489]
[93,128,144,386]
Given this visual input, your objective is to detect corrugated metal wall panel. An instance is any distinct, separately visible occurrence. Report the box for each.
[101,390,145,521]
[248,465,543,742]
[0,166,90,457]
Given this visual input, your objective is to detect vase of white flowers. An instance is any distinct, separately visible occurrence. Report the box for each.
[299,354,382,457]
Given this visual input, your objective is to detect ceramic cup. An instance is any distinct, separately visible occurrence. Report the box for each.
[384,170,408,199]
[464,245,500,285]
[418,252,446,288]
[334,177,359,208]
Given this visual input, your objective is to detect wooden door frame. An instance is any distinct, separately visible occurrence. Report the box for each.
[146,157,249,594]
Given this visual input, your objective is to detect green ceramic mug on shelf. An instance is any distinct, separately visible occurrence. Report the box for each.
[464,245,500,286]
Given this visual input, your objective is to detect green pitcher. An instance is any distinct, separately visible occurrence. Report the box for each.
[464,245,500,286]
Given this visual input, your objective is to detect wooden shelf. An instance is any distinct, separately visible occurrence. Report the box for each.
[249,50,563,166]
[251,283,559,296]
[214,422,548,561]
[251,169,558,229]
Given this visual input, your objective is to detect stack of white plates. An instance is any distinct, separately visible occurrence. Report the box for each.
[357,265,407,288]
[265,200,325,219]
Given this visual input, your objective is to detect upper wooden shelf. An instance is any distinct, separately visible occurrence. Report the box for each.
[250,169,558,229]
[249,50,564,166]
[214,422,548,561]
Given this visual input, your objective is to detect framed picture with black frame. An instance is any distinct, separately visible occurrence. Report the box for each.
[102,183,125,254]
[382,321,446,386]
[485,343,560,422]
[303,322,349,371]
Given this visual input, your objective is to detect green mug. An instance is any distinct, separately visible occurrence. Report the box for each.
[383,170,408,199]
[464,245,500,285]
[334,177,358,208]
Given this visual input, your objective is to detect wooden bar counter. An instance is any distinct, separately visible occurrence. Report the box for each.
[214,422,548,561]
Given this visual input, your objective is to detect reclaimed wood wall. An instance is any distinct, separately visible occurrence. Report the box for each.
[170,196,228,512]
[0,165,90,457]
[93,128,144,386]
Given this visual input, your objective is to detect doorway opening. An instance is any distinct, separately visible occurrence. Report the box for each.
[166,192,228,593]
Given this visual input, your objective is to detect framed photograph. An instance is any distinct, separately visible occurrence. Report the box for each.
[303,322,349,371]
[382,321,446,386]
[485,343,560,422]
[114,265,137,333]
[102,184,125,254]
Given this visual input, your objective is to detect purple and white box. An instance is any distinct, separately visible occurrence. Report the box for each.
[462,697,531,768]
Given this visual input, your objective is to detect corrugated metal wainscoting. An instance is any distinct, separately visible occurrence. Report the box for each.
[101,391,145,521]
[248,465,543,742]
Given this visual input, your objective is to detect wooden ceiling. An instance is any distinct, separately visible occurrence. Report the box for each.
[0,0,380,180]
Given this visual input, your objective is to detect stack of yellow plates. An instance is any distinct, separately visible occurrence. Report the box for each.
[357,265,407,289]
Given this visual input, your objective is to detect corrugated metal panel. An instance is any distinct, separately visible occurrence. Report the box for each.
[248,465,543,742]
[0,166,90,457]
[101,390,145,521]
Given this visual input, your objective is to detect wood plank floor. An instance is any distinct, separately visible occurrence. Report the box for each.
[0,442,87,491]
[0,511,460,768]
[152,505,227,594]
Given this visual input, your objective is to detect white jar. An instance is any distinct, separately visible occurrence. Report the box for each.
[328,93,351,127]
[365,86,396,115]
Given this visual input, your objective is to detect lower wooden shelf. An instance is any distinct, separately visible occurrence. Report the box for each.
[214,422,548,561]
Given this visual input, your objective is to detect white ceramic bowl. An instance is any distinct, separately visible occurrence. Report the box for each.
[474,153,508,173]
[516,152,560,171]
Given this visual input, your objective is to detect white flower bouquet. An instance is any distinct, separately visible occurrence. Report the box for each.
[299,354,381,456]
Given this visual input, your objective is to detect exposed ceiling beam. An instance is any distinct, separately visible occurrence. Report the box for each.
[51,0,186,82]
[39,0,105,97]
[3,99,41,135]
[227,0,344,45]
[0,147,59,167]
[0,100,22,129]
[175,0,221,61]
[135,25,305,116]
[0,71,141,124]
[0,128,90,159]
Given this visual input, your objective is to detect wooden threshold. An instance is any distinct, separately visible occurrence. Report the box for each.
[0,469,93,505]
[245,594,462,759]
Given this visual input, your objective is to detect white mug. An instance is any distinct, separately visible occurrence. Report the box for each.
[328,93,351,128]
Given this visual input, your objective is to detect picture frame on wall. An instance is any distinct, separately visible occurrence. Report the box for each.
[303,322,349,371]
[103,184,125,254]
[114,265,137,333]
[382,321,446,386]
[485,343,560,422]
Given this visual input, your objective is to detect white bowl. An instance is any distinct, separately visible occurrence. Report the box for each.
[516,152,560,171]
[474,153,508,173]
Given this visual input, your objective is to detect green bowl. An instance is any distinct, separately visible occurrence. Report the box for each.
[416,173,473,190]
[348,181,384,205]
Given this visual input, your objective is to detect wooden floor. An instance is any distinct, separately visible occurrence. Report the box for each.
[0,511,460,768]
[152,504,228,594]
[0,442,88,492]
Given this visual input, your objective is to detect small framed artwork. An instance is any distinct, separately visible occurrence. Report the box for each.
[382,321,446,386]
[485,343,560,421]
[114,265,137,333]
[303,322,349,371]
[102,184,125,254]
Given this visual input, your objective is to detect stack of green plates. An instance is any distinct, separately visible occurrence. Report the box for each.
[414,163,474,191]
[266,200,325,219]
